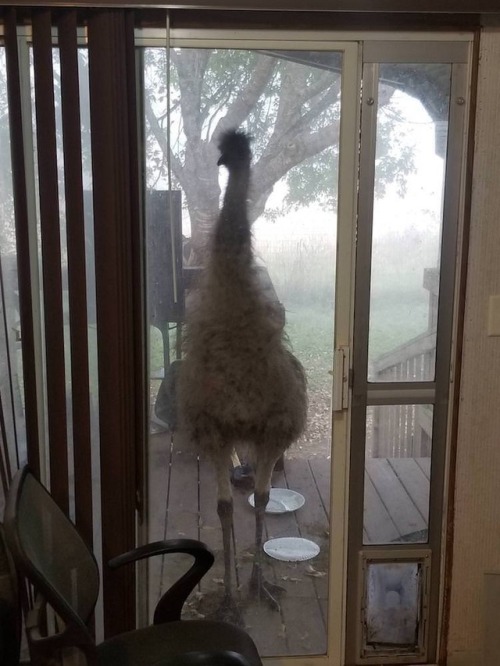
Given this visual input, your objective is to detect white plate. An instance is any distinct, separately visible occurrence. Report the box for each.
[263,537,320,562]
[248,488,305,514]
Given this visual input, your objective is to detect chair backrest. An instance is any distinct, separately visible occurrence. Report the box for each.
[0,523,21,666]
[4,466,99,636]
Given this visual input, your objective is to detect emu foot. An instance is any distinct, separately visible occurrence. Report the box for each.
[213,593,244,627]
[249,565,285,612]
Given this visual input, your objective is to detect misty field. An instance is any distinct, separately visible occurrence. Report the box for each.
[150,231,436,453]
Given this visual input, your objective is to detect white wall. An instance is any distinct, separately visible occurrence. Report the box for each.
[447,27,500,666]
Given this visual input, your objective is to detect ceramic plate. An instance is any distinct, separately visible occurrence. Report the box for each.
[263,537,320,562]
[248,488,305,514]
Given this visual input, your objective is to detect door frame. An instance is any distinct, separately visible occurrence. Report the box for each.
[135,28,361,665]
[134,27,474,666]
[346,39,472,665]
[0,16,474,663]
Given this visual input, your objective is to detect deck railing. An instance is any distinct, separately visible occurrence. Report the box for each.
[369,274,437,460]
[369,331,435,458]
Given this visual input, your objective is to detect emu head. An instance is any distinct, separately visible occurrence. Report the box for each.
[217,129,252,169]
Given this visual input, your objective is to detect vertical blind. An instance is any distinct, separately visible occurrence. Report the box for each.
[0,6,145,637]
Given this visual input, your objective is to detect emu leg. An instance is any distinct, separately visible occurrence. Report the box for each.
[249,457,285,611]
[213,450,242,625]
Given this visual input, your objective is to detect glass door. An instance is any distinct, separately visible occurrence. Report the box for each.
[346,40,470,665]
[138,33,359,660]
[138,33,472,664]
[1,15,473,663]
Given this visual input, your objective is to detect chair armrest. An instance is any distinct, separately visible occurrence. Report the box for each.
[108,539,213,569]
[108,539,214,624]
[151,651,252,666]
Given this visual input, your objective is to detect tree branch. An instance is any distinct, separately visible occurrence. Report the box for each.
[174,49,211,140]
[292,79,341,133]
[296,70,340,108]
[144,93,185,189]
[250,121,341,222]
[272,62,307,135]
[212,56,277,140]
[248,78,399,223]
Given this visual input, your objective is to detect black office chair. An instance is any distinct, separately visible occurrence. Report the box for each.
[4,466,261,666]
[0,523,20,666]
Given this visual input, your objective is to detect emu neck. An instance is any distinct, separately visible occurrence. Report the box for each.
[214,164,251,251]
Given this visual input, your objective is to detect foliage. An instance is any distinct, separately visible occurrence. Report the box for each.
[143,50,452,250]
[375,105,416,199]
[0,45,448,257]
[143,48,424,254]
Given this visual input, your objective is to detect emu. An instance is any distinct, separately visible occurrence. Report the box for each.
[178,130,307,616]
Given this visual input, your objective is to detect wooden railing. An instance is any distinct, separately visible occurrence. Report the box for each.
[372,329,436,383]
[368,329,436,459]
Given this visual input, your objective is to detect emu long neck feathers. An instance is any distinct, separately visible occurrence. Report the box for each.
[214,131,252,252]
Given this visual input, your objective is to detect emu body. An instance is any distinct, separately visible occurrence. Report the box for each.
[178,130,307,616]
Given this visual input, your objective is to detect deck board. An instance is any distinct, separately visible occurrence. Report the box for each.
[167,434,199,541]
[197,453,229,605]
[148,432,172,616]
[280,596,327,655]
[388,457,430,521]
[283,459,329,601]
[415,456,431,480]
[155,433,201,620]
[264,467,324,648]
[232,477,288,656]
[148,443,431,657]
[308,456,331,516]
[264,468,317,601]
[363,473,400,544]
[365,458,427,538]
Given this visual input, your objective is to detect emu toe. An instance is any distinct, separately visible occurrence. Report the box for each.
[214,593,245,628]
[249,566,285,612]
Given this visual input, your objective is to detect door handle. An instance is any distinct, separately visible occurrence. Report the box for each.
[332,346,350,412]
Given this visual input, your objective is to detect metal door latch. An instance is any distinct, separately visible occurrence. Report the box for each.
[332,346,350,412]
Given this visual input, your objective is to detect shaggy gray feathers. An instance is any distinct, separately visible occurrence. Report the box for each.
[178,130,307,457]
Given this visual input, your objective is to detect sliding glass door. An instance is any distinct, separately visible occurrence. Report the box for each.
[138,34,359,659]
[346,42,470,664]
[0,13,472,664]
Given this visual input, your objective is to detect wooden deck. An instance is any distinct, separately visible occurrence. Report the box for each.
[147,431,430,657]
[364,456,430,544]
